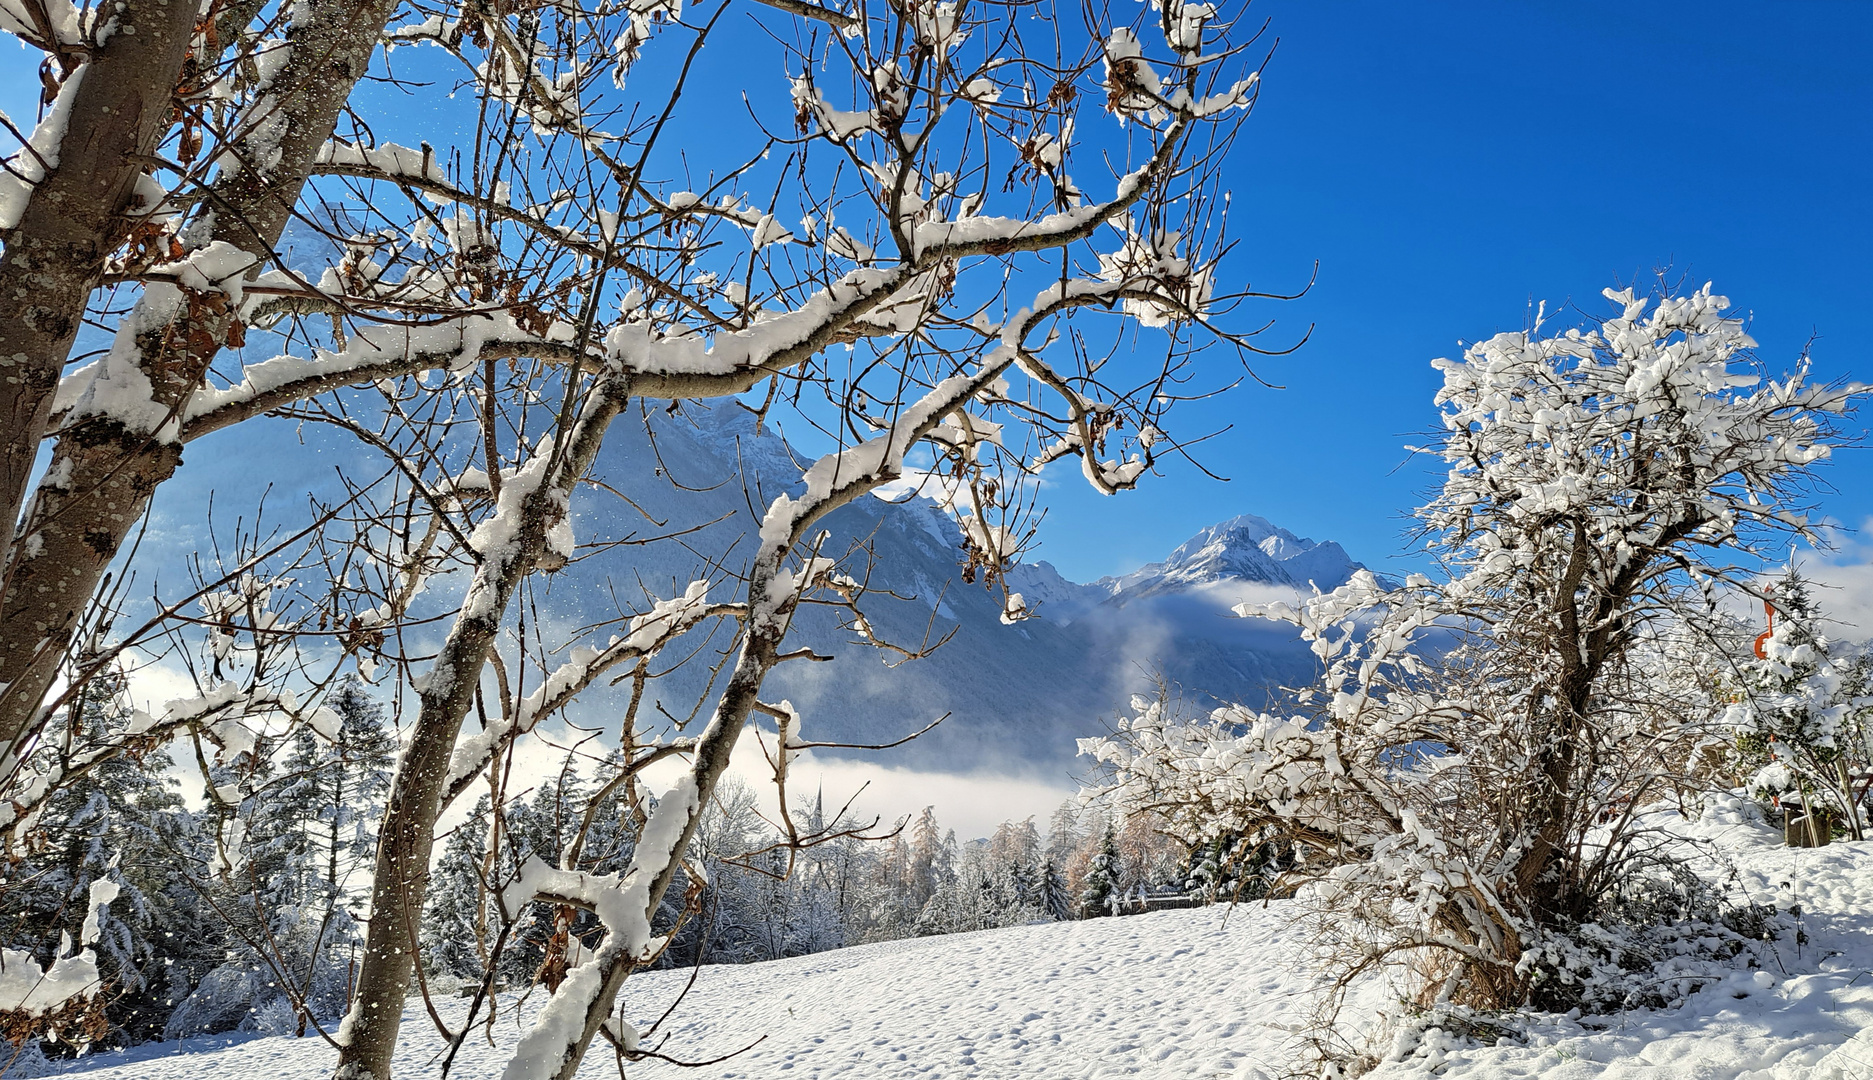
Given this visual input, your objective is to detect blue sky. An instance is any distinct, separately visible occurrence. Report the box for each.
[1023,0,1873,581]
[5,1,1869,587]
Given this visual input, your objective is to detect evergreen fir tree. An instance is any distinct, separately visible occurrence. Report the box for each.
[1040,859,1073,921]
[1729,565,1873,839]
[1186,834,1233,900]
[423,798,493,985]
[0,671,213,1049]
[1081,822,1121,917]
[168,680,395,1038]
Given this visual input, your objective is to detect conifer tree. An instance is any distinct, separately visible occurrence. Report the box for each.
[167,681,395,1037]
[1040,859,1074,922]
[1081,823,1122,918]
[0,671,210,1048]
[423,799,495,985]
[1729,566,1873,839]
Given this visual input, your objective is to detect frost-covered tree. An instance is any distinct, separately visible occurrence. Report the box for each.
[164,682,391,1040]
[292,681,396,916]
[1725,567,1873,839]
[783,793,855,954]
[907,807,955,915]
[852,830,917,939]
[0,672,208,1049]
[422,799,495,987]
[1079,822,1121,917]
[1039,859,1074,921]
[1090,285,1861,1017]
[987,817,1041,914]
[1046,802,1082,868]
[0,0,1282,1072]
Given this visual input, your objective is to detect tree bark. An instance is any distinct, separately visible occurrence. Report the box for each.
[333,377,630,1080]
[0,0,400,756]
[0,0,198,573]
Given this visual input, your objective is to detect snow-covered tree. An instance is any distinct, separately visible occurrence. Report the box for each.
[1045,802,1083,870]
[422,799,496,987]
[294,680,397,915]
[908,807,955,915]
[1725,567,1873,839]
[161,680,395,1040]
[0,0,414,836]
[1079,822,1121,917]
[987,817,1042,914]
[0,672,208,1049]
[0,0,1281,1072]
[1089,284,1861,1018]
[1039,859,1074,922]
[784,793,856,954]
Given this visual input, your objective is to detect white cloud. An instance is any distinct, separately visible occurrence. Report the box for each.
[1796,519,1873,641]
[1188,579,1311,613]
[122,658,1077,847]
[635,726,1073,842]
[120,658,206,716]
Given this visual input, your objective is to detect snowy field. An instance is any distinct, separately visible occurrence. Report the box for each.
[38,808,1873,1080]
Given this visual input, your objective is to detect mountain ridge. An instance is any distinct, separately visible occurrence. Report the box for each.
[1005,512,1386,625]
[555,407,1383,776]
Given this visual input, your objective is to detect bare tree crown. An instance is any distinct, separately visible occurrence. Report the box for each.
[0,0,1284,1074]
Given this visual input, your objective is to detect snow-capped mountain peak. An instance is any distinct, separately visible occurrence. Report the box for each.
[1092,514,1370,604]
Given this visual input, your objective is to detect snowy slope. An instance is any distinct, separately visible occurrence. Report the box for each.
[48,904,1318,1080]
[47,807,1873,1080]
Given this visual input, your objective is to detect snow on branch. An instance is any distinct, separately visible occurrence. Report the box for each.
[1102,26,1257,126]
[0,878,118,1017]
[907,157,1162,258]
[52,149,1182,454]
[1425,283,1864,579]
[442,581,742,800]
[0,0,84,53]
[0,63,85,230]
[497,775,701,1080]
[314,139,446,183]
[487,274,1149,1080]
[0,676,332,845]
[173,315,583,440]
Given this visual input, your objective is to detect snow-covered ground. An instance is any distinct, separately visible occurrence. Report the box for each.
[38,807,1873,1079]
[1369,808,1873,1080]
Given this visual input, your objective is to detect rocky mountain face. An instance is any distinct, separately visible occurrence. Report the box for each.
[552,405,1384,781]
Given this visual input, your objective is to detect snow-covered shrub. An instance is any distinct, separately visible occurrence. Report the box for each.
[1512,859,1786,1014]
[161,963,263,1040]
[162,904,355,1041]
[0,1039,59,1079]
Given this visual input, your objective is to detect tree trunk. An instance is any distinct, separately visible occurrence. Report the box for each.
[0,0,399,755]
[0,0,198,574]
[333,380,629,1080]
